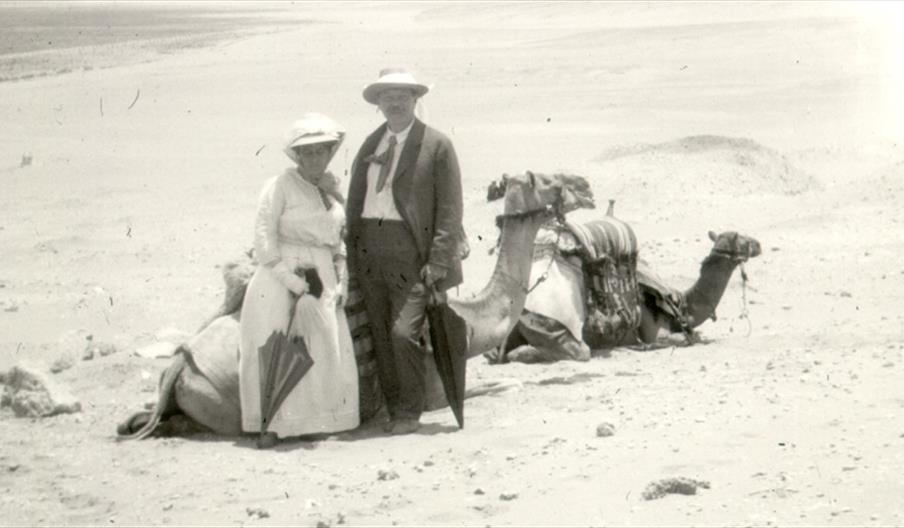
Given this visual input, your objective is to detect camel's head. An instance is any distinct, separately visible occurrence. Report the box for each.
[486,171,595,220]
[707,231,762,262]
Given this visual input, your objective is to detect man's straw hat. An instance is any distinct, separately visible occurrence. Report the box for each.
[363,68,429,105]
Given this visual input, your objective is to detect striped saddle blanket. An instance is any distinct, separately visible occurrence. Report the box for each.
[564,217,638,261]
[562,217,642,347]
[345,276,383,422]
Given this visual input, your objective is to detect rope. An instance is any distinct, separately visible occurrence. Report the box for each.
[494,204,554,228]
[490,224,562,294]
[525,228,561,294]
[738,263,752,337]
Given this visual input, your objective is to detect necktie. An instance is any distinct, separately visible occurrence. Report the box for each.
[375,135,397,193]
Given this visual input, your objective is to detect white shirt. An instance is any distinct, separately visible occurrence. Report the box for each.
[360,120,414,220]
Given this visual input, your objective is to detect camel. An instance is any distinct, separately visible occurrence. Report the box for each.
[496,222,762,363]
[117,171,595,438]
[634,230,762,344]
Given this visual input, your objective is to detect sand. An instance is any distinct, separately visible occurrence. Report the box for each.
[1,2,903,526]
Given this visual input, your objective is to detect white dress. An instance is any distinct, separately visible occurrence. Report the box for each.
[239,168,359,437]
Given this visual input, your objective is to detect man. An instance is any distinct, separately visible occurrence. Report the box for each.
[346,68,464,435]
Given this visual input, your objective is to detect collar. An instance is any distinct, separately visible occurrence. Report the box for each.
[290,167,318,187]
[383,119,414,145]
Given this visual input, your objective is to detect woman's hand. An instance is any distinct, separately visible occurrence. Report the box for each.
[288,276,309,298]
[272,260,309,296]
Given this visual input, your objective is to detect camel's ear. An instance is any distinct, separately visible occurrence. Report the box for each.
[526,170,536,187]
[708,230,718,241]
[486,177,507,202]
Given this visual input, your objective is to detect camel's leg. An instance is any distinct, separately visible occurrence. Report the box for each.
[464,379,523,398]
[116,411,152,436]
[637,305,662,344]
[506,312,590,364]
[482,315,531,365]
[482,345,509,364]
[506,345,551,363]
[117,350,189,440]
[506,343,589,363]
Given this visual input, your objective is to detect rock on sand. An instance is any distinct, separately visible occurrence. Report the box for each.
[1,363,82,418]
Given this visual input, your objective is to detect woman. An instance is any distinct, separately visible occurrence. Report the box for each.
[239,113,359,448]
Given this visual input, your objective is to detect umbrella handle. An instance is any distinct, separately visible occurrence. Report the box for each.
[429,285,448,306]
[286,295,299,335]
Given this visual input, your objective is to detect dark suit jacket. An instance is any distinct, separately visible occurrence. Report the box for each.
[346,118,463,291]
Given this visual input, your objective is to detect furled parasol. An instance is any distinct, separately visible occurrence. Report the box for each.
[258,269,318,439]
[426,288,468,428]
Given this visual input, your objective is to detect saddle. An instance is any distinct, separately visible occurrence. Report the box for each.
[559,216,642,348]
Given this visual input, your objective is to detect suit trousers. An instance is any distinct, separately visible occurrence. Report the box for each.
[353,219,429,420]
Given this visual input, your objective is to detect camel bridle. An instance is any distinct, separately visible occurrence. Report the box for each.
[710,234,754,264]
[490,180,570,294]
[492,182,568,229]
[707,234,754,335]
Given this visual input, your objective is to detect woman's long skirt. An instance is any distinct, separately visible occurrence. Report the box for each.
[239,243,359,437]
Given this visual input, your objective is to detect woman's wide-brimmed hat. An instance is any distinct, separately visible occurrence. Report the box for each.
[284,113,345,163]
[362,68,430,105]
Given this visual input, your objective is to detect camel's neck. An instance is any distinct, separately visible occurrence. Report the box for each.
[449,214,547,358]
[683,254,740,328]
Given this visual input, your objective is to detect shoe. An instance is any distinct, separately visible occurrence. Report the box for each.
[385,418,420,435]
[256,432,279,449]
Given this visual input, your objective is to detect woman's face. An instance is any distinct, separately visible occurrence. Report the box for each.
[294,142,333,178]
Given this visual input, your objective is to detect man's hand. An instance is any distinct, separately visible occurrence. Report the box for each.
[337,276,349,308]
[420,263,447,288]
[334,256,349,308]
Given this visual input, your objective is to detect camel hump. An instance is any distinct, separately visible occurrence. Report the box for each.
[198,254,255,331]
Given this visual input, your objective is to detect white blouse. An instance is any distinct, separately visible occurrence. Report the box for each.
[254,168,345,267]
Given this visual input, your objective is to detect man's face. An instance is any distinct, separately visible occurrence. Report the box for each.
[377,88,417,124]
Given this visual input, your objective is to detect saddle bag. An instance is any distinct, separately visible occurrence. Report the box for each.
[581,253,641,348]
[563,218,642,348]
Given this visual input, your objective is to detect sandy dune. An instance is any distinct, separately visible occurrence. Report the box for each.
[1,2,903,526]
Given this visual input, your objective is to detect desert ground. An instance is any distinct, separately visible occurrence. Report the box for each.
[1,2,903,526]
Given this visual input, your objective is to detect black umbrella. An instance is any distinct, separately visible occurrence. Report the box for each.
[258,270,318,438]
[426,288,468,429]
